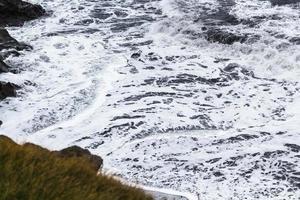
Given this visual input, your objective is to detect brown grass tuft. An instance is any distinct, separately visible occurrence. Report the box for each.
[0,135,153,200]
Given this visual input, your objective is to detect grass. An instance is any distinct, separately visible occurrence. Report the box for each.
[0,135,153,200]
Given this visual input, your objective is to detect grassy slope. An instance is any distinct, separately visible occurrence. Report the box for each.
[0,136,152,200]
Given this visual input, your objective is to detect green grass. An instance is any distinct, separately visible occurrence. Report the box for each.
[0,135,153,200]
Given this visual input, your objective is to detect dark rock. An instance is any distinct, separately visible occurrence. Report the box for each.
[87,141,105,149]
[289,176,300,189]
[141,73,232,88]
[0,0,45,26]
[144,66,155,70]
[205,29,247,45]
[222,63,255,80]
[269,0,300,6]
[214,58,230,63]
[131,52,141,59]
[0,59,9,73]
[0,28,31,52]
[202,10,240,26]
[195,76,227,85]
[91,8,113,20]
[95,13,112,20]
[161,67,173,71]
[223,63,239,72]
[0,82,19,100]
[263,150,287,159]
[119,40,153,48]
[285,143,300,153]
[206,157,222,164]
[0,28,31,76]
[276,131,287,135]
[227,134,259,142]
[213,134,259,145]
[0,0,44,102]
[124,92,176,102]
[111,114,145,121]
[213,171,224,177]
[194,0,239,26]
[74,19,94,26]
[111,21,144,33]
[55,146,103,171]
[216,93,222,98]
[114,10,128,18]
[289,37,300,45]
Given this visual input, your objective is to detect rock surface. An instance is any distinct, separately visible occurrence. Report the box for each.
[0,0,45,110]
[269,0,300,6]
[0,0,45,26]
[54,146,104,171]
[204,29,247,45]
[15,142,104,172]
[0,59,9,73]
[0,82,19,100]
[0,28,30,52]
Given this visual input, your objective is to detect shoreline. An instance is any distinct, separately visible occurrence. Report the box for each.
[103,168,199,200]
[142,186,198,200]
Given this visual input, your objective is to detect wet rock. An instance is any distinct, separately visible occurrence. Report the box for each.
[145,73,230,87]
[222,63,255,81]
[262,150,287,159]
[0,82,19,100]
[0,0,45,109]
[194,0,239,26]
[144,66,155,70]
[0,28,31,52]
[74,19,94,26]
[0,0,45,26]
[289,37,300,45]
[223,63,239,72]
[0,59,9,73]
[195,76,228,86]
[96,122,138,139]
[214,58,230,63]
[227,134,259,142]
[161,67,173,71]
[91,9,113,20]
[119,40,153,48]
[111,21,145,33]
[124,92,177,102]
[55,146,103,171]
[202,10,240,26]
[87,141,105,149]
[285,143,300,153]
[276,131,287,135]
[111,114,145,121]
[213,134,259,145]
[114,10,129,18]
[213,171,224,177]
[205,29,247,45]
[0,28,32,84]
[131,52,141,59]
[289,176,300,189]
[129,67,139,74]
[206,157,222,164]
[269,0,300,6]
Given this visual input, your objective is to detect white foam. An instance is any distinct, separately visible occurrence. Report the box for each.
[1,0,300,199]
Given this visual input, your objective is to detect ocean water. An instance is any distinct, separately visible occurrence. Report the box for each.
[1,0,300,199]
